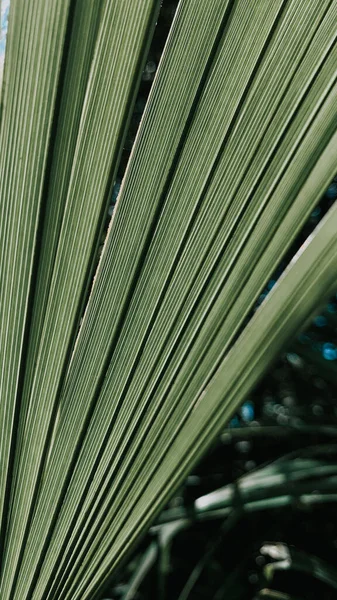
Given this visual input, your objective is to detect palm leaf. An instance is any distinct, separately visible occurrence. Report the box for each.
[0,0,73,547]
[0,0,160,594]
[0,0,336,599]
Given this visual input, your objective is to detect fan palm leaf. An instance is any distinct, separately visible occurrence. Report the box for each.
[0,0,336,598]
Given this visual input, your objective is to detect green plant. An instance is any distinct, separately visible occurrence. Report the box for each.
[0,1,336,599]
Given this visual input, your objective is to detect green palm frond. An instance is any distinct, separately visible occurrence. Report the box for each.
[0,0,336,599]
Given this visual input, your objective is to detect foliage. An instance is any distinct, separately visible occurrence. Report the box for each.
[0,1,336,599]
